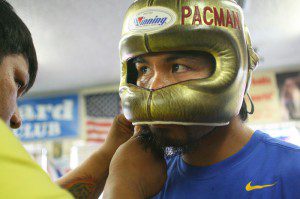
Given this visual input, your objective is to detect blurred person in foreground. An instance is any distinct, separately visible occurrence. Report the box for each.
[103,0,300,198]
[0,1,139,198]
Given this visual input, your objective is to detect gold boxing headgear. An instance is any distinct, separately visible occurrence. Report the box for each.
[119,0,259,126]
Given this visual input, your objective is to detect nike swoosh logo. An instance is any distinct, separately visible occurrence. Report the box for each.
[246,181,277,191]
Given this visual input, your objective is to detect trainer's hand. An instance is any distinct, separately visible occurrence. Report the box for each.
[103,129,167,199]
[102,114,134,159]
[57,115,134,198]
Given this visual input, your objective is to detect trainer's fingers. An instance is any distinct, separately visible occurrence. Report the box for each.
[117,114,134,128]
[111,114,134,136]
[134,125,143,136]
[116,114,131,124]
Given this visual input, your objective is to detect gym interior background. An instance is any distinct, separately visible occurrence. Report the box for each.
[8,0,300,183]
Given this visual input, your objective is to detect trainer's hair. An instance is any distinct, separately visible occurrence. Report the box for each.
[0,0,37,92]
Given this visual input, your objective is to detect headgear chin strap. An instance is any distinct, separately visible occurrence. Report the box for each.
[119,0,259,126]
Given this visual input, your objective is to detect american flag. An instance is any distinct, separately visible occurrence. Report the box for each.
[85,92,121,143]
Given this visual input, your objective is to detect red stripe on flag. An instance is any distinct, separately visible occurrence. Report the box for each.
[86,121,112,127]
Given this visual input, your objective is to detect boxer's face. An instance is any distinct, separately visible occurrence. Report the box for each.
[134,52,213,89]
[0,54,29,128]
[133,52,215,150]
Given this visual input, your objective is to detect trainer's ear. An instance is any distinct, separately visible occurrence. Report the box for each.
[244,26,259,94]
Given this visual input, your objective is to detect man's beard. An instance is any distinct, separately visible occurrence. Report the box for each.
[137,125,209,158]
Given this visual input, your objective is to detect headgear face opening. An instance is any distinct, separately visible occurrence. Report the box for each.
[119,0,259,126]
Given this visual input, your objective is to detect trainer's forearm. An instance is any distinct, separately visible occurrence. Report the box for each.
[103,176,143,199]
[57,146,113,199]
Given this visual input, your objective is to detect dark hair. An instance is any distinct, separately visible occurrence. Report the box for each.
[239,99,248,121]
[0,0,38,92]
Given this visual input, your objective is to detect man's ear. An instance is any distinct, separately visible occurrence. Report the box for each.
[244,26,259,95]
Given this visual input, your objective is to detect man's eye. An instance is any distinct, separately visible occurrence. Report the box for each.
[139,66,150,74]
[15,79,24,90]
[172,64,190,73]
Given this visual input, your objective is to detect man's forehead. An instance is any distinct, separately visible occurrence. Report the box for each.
[132,51,211,63]
[6,54,29,71]
[3,54,30,81]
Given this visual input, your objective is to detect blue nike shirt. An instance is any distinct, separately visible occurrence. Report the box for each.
[153,131,300,199]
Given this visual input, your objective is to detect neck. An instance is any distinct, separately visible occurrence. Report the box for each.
[182,116,254,166]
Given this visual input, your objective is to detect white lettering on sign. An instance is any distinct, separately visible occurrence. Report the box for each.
[16,122,62,140]
[52,100,74,120]
[19,100,74,121]
[20,105,36,120]
[36,104,53,120]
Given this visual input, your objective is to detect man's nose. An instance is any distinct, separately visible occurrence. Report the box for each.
[149,73,175,90]
[10,108,22,129]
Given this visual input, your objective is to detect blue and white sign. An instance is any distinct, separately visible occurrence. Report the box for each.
[15,95,79,142]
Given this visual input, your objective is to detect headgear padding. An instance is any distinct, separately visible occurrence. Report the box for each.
[119,0,259,126]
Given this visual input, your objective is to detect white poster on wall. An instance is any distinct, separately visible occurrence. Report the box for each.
[247,72,283,123]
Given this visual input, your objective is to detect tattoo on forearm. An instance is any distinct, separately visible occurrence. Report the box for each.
[61,176,98,199]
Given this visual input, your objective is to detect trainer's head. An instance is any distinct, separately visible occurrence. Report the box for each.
[0,0,38,128]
